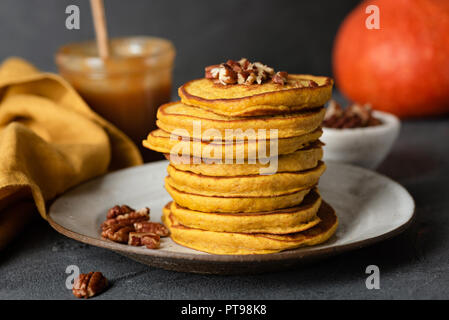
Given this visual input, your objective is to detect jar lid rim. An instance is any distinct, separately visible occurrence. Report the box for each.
[56,36,175,61]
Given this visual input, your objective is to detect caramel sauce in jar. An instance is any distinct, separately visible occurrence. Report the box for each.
[56,37,175,162]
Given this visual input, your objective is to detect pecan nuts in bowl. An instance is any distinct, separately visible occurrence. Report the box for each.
[321,100,401,169]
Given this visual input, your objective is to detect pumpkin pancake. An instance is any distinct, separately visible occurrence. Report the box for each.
[165,142,323,176]
[165,181,312,213]
[166,161,325,197]
[156,101,325,139]
[143,128,322,160]
[179,74,333,117]
[169,188,322,234]
[162,200,338,255]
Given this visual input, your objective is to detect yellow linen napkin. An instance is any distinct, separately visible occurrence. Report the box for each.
[0,57,143,248]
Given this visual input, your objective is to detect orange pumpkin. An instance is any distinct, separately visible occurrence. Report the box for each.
[333,0,449,117]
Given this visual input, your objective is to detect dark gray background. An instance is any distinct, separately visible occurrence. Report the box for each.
[0,0,360,93]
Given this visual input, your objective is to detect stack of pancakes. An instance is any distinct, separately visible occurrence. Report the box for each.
[143,74,338,254]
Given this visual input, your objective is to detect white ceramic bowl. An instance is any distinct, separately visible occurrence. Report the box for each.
[321,110,400,170]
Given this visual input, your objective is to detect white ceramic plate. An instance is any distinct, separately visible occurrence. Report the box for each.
[48,160,415,274]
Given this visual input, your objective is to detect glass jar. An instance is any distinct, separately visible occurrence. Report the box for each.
[56,36,175,162]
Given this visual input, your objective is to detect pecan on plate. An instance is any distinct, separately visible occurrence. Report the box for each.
[128,232,160,249]
[106,204,134,219]
[72,272,108,299]
[101,205,150,243]
[100,205,167,250]
[134,221,169,237]
[101,223,135,243]
[101,207,150,230]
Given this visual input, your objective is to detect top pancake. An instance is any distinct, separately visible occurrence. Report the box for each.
[179,74,333,117]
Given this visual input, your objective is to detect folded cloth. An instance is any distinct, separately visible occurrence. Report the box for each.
[0,57,143,248]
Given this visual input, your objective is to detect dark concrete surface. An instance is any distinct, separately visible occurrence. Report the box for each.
[1,112,448,300]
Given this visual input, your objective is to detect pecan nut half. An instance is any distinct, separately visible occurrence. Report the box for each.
[101,207,150,230]
[72,272,108,299]
[272,71,289,85]
[128,232,160,249]
[205,64,221,79]
[106,204,134,219]
[101,223,135,243]
[134,221,169,237]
